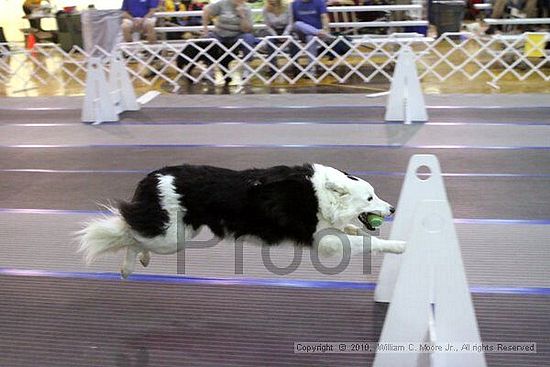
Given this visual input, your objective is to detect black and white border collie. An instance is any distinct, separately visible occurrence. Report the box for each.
[78,163,406,278]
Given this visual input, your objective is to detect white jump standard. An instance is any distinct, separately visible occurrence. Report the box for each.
[374,155,487,367]
[81,55,140,125]
[384,45,428,124]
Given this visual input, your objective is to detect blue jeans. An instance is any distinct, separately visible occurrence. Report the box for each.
[292,21,322,59]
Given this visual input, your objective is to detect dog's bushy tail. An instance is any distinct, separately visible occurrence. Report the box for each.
[76,205,136,265]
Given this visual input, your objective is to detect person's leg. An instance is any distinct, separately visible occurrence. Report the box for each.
[238,32,258,61]
[143,17,157,43]
[266,38,284,75]
[237,33,259,81]
[523,0,538,17]
[292,21,334,63]
[210,33,237,84]
[292,23,319,61]
[293,21,332,39]
[293,21,321,37]
[490,0,507,18]
[304,34,319,60]
[544,0,550,18]
[485,0,508,34]
[216,34,238,69]
[121,18,135,42]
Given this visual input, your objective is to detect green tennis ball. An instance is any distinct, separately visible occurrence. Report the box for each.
[367,213,384,228]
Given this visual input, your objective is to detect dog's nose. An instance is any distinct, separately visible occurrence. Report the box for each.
[390,206,396,214]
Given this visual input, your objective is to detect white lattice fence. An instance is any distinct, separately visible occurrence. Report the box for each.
[415,33,550,86]
[0,32,548,93]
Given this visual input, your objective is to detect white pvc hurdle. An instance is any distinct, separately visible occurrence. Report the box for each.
[373,155,486,367]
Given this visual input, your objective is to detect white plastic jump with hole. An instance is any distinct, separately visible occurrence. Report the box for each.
[373,155,486,367]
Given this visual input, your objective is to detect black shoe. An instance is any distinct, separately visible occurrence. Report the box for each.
[266,67,277,78]
[485,25,496,35]
[287,65,298,78]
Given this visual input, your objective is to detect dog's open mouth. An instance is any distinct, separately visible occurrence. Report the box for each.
[358,212,378,232]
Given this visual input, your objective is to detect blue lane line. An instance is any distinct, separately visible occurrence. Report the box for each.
[3,144,550,150]
[4,121,550,127]
[1,168,149,174]
[1,207,550,225]
[350,171,550,179]
[4,144,404,149]
[1,105,380,112]
[3,168,550,179]
[0,208,110,215]
[452,218,550,225]
[2,105,550,111]
[1,268,549,296]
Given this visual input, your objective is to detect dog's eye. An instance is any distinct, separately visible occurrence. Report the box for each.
[368,196,373,202]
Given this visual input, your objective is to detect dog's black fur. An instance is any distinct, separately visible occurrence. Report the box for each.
[119,164,320,245]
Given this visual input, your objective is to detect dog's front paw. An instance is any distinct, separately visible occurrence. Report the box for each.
[371,237,406,254]
[121,268,132,279]
[383,240,406,254]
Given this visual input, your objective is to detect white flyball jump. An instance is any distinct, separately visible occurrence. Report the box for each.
[373,155,486,367]
[82,56,140,125]
[385,45,428,124]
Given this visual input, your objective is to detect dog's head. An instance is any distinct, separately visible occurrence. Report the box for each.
[312,164,395,230]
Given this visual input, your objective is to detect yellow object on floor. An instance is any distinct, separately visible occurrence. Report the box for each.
[524,33,547,58]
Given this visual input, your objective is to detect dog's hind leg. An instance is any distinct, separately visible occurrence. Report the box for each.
[139,251,151,267]
[121,246,138,279]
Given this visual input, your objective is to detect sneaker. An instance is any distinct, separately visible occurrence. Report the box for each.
[241,67,251,81]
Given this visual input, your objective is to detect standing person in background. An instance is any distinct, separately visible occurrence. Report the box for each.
[121,0,159,43]
[22,0,50,30]
[262,0,292,76]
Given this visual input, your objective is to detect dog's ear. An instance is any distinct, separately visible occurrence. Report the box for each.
[325,181,349,197]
